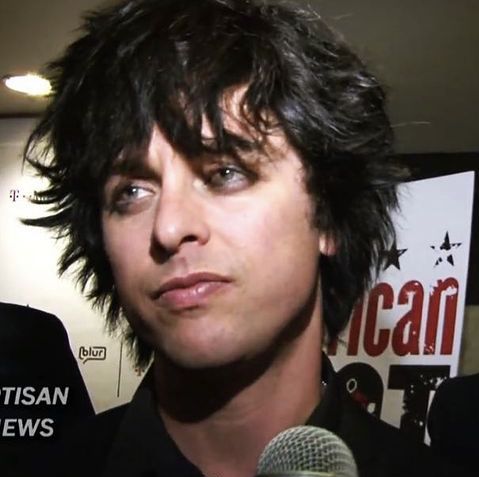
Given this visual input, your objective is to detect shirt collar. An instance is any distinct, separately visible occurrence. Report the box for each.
[102,354,341,477]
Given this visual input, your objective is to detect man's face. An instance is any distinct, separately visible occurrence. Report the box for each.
[101,120,327,369]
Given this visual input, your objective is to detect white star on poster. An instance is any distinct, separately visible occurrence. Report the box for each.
[430,232,462,266]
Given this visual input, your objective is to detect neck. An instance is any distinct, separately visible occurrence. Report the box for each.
[152,311,323,477]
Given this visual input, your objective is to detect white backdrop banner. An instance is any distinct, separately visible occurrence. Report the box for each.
[328,171,474,442]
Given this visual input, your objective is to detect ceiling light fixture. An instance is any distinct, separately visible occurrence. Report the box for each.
[2,73,52,97]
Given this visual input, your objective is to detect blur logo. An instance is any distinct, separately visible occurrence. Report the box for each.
[79,346,107,364]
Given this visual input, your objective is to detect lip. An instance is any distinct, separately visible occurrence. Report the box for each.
[154,272,231,309]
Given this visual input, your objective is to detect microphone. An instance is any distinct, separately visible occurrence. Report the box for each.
[255,426,358,477]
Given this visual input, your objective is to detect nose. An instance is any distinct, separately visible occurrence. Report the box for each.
[151,181,210,255]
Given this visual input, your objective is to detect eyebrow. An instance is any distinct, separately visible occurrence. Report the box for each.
[107,150,152,177]
[105,134,274,182]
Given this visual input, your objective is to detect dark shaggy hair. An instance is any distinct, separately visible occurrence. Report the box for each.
[24,0,404,367]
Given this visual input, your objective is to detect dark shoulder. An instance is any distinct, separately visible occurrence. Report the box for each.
[433,373,479,404]
[76,404,128,447]
[45,404,129,477]
[428,374,479,428]
[427,374,479,471]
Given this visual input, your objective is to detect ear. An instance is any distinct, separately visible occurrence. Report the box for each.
[318,233,336,256]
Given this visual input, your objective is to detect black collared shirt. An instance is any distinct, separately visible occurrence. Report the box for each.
[52,356,470,477]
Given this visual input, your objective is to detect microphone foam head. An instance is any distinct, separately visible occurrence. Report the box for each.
[256,426,358,477]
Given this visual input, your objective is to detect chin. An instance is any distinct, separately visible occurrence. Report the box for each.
[136,313,283,371]
[159,345,242,370]
[151,328,249,370]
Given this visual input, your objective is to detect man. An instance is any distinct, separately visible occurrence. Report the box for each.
[24,1,465,476]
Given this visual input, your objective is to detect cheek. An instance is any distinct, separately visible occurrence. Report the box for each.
[101,217,148,284]
[217,206,280,259]
[221,196,319,281]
